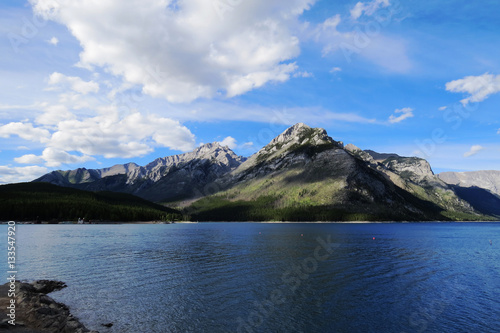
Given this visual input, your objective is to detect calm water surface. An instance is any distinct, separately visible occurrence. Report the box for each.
[1,222,499,332]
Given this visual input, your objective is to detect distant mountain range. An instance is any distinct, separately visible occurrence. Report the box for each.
[33,123,500,221]
[36,143,245,203]
[438,171,500,197]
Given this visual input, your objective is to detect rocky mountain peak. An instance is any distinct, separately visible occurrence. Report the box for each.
[269,122,332,147]
[234,123,343,177]
[193,142,223,154]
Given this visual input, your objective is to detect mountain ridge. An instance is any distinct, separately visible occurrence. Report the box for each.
[185,124,493,221]
[33,123,500,221]
[35,142,246,202]
[438,170,500,197]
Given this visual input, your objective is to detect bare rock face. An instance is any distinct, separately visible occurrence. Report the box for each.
[438,170,500,196]
[234,123,343,177]
[124,142,244,184]
[344,144,376,165]
[0,280,98,333]
[361,149,441,186]
[34,142,246,203]
[381,156,435,184]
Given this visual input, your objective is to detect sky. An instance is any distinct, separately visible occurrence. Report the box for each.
[1,0,500,184]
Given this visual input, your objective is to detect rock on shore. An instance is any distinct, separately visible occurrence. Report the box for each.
[0,280,98,333]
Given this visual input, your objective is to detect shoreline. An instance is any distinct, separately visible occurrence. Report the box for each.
[2,220,499,225]
[0,280,99,333]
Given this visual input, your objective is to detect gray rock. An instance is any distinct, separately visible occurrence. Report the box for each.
[438,170,500,196]
[34,142,246,203]
[381,156,435,184]
[0,280,98,333]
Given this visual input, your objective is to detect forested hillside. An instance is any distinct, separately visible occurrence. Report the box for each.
[0,182,181,222]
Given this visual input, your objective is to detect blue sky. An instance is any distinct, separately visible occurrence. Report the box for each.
[1,0,499,183]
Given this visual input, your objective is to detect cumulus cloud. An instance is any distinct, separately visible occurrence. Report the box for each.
[330,67,342,73]
[30,0,315,103]
[35,104,75,126]
[41,148,95,167]
[48,72,99,95]
[14,154,44,165]
[388,107,414,124]
[350,0,390,20]
[0,165,48,184]
[445,73,500,105]
[438,106,447,111]
[9,108,195,167]
[463,145,485,158]
[15,149,93,167]
[219,136,237,150]
[0,122,50,143]
[47,111,196,159]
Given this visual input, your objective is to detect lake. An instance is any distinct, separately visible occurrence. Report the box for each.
[2,222,499,332]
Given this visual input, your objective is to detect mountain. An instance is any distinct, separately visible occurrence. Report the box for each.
[186,123,489,221]
[438,171,500,217]
[0,182,181,222]
[438,171,500,197]
[35,143,246,203]
[34,123,499,221]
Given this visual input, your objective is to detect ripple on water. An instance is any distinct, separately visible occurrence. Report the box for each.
[3,222,500,333]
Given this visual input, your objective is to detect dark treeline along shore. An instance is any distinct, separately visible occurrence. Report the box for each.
[0,182,181,223]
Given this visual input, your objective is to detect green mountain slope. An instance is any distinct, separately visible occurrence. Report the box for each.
[184,123,492,221]
[0,182,181,222]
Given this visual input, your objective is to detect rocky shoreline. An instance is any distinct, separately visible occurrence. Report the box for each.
[0,280,98,333]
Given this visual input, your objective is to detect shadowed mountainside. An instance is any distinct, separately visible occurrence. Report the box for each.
[0,182,181,222]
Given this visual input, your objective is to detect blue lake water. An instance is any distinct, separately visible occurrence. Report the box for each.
[1,222,499,332]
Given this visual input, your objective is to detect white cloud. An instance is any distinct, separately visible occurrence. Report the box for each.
[350,0,390,20]
[218,137,255,151]
[241,142,254,150]
[7,108,196,167]
[445,73,500,105]
[330,67,342,73]
[47,36,59,45]
[219,136,238,149]
[293,71,314,78]
[31,0,314,103]
[47,111,196,159]
[35,104,75,126]
[463,145,485,158]
[438,106,447,111]
[40,148,95,167]
[321,14,342,30]
[0,165,48,184]
[48,72,99,95]
[14,154,44,165]
[388,107,414,124]
[0,122,50,143]
[497,128,500,135]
